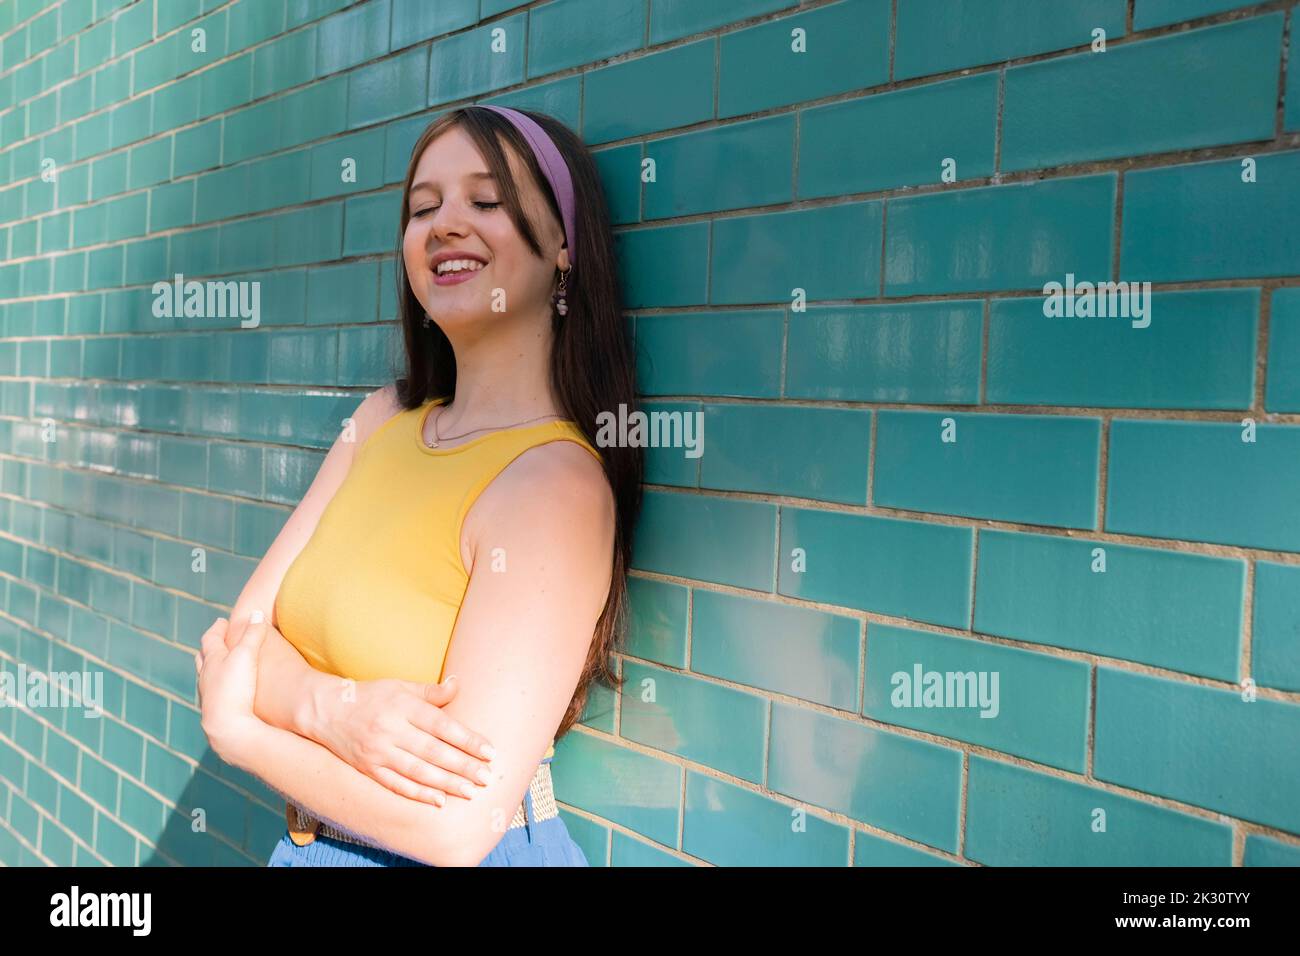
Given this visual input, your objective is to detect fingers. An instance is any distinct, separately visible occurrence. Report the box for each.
[407,698,497,761]
[200,619,229,659]
[419,675,457,705]
[372,765,448,807]
[232,609,269,655]
[397,728,496,794]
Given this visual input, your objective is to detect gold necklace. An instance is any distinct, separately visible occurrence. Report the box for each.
[425,402,562,448]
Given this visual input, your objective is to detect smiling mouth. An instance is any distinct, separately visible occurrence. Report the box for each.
[432,261,486,285]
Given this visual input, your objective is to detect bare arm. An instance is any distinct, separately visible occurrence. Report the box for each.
[214,440,615,866]
[222,386,398,735]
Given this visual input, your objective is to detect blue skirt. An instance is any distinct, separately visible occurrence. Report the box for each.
[265,775,589,867]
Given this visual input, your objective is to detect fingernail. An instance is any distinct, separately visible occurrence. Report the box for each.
[250,609,264,624]
[476,767,492,786]
[481,744,497,760]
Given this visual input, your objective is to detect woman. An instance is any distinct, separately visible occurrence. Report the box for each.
[195,105,643,867]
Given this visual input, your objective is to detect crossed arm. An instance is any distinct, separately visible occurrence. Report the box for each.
[213,441,615,866]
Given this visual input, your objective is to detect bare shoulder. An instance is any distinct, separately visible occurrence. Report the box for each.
[471,438,615,563]
[349,383,405,445]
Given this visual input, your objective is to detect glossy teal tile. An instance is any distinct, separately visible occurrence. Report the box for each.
[252,26,317,99]
[711,201,882,304]
[481,72,583,131]
[306,260,380,325]
[388,0,475,49]
[683,771,850,865]
[173,117,221,179]
[769,701,962,851]
[482,0,530,14]
[579,674,617,734]
[1289,6,1300,132]
[90,152,128,202]
[655,0,800,41]
[591,143,641,224]
[621,661,767,781]
[233,502,285,558]
[347,45,427,128]
[280,76,349,150]
[1253,561,1300,692]
[988,289,1259,409]
[885,174,1116,295]
[317,0,390,76]
[799,72,997,196]
[975,529,1244,680]
[692,588,860,710]
[428,14,525,105]
[616,222,709,308]
[582,39,714,144]
[100,719,144,777]
[787,301,983,404]
[384,112,444,184]
[1266,288,1300,412]
[644,114,793,218]
[1121,150,1300,282]
[1134,0,1259,29]
[635,310,783,398]
[337,325,396,384]
[1003,16,1282,172]
[966,755,1233,866]
[1244,834,1300,866]
[150,180,194,232]
[896,0,1124,80]
[1106,419,1300,552]
[199,56,253,120]
[528,0,645,78]
[853,830,962,866]
[119,777,164,842]
[699,402,871,503]
[555,811,607,866]
[638,400,701,488]
[549,731,680,845]
[287,0,352,28]
[874,411,1101,529]
[865,622,1090,770]
[718,0,890,118]
[152,75,201,135]
[610,831,692,866]
[341,190,397,257]
[778,506,972,628]
[631,489,775,590]
[626,575,689,667]
[1095,667,1300,834]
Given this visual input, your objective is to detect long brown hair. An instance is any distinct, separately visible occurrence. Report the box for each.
[391,106,641,740]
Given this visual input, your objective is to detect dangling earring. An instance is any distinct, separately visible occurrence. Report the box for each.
[422,313,431,328]
[553,266,571,316]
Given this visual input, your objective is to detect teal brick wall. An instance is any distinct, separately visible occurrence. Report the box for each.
[1,0,1298,867]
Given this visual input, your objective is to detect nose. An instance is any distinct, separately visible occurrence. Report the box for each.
[426,200,470,246]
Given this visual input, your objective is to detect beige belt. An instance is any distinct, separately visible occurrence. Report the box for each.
[285,759,559,853]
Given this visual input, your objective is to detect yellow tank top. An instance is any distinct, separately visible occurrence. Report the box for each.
[274,395,604,761]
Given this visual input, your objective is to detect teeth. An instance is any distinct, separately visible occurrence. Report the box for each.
[436,259,485,275]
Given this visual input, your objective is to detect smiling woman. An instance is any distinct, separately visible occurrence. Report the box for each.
[198,106,643,868]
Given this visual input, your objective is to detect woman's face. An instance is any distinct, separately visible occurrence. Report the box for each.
[402,123,568,335]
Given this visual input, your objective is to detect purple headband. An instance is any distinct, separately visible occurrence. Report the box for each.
[478,105,577,269]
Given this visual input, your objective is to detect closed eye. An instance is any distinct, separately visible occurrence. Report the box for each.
[412,202,500,218]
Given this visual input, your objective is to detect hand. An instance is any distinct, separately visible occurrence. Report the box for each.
[197,612,270,765]
[310,675,498,807]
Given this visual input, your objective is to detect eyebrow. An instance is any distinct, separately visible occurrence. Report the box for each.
[408,171,496,195]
